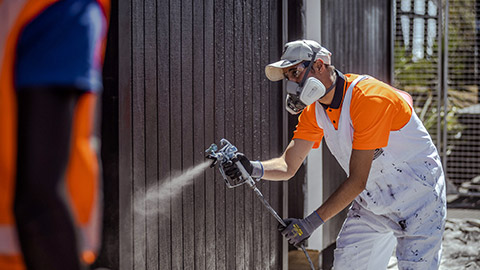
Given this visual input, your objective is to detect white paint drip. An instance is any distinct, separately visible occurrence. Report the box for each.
[134,160,211,217]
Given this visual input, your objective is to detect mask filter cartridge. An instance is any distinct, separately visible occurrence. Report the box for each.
[299,77,326,105]
[285,77,326,115]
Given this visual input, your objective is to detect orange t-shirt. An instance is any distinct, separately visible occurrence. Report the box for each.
[292,73,413,150]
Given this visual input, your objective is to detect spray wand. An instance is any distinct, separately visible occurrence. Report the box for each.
[206,139,316,270]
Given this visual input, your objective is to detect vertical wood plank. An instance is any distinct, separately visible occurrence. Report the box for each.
[169,0,183,268]
[144,0,159,269]
[268,1,282,268]
[131,0,147,268]
[251,1,263,267]
[362,0,369,72]
[214,0,226,268]
[260,0,271,268]
[346,0,354,71]
[380,0,390,81]
[242,0,254,268]
[223,0,236,269]
[270,182,282,270]
[181,0,195,268]
[118,0,133,268]
[203,0,216,268]
[193,0,206,268]
[233,0,245,269]
[157,0,171,267]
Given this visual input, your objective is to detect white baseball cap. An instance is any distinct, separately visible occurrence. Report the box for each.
[265,40,332,81]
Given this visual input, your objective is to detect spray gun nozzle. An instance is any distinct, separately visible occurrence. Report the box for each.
[205,143,218,154]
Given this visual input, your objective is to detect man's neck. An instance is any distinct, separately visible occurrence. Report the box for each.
[318,87,336,106]
[319,70,345,109]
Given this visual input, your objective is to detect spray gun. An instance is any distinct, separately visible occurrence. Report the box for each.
[206,139,316,270]
[205,138,257,188]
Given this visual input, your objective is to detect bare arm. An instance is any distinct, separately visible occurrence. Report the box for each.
[261,139,314,181]
[315,149,374,222]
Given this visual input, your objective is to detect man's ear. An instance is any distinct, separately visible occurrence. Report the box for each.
[313,59,324,72]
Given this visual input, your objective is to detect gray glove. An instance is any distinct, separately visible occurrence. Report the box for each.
[280,211,324,246]
[223,153,264,181]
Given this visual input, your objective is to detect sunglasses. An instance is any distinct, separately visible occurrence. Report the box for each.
[284,61,311,81]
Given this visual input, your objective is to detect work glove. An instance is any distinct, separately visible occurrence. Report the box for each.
[222,153,264,181]
[279,211,324,247]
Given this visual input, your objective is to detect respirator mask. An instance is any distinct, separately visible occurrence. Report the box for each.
[284,50,338,115]
[285,76,326,115]
[284,54,326,114]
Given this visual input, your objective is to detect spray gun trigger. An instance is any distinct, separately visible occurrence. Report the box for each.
[205,154,217,168]
[208,157,217,168]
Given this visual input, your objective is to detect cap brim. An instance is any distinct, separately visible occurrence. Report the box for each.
[265,59,303,81]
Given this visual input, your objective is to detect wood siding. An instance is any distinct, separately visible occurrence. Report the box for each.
[321,0,392,82]
[117,0,285,269]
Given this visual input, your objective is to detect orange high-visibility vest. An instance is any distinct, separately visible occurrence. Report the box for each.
[0,1,109,269]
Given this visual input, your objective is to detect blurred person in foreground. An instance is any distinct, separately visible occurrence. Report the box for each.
[223,40,446,270]
[0,0,109,269]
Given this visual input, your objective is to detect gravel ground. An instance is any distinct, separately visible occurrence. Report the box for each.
[387,208,480,270]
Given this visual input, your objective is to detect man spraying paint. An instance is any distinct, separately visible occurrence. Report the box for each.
[222,39,446,270]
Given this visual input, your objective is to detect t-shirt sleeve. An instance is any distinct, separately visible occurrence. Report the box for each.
[292,103,324,149]
[350,94,398,150]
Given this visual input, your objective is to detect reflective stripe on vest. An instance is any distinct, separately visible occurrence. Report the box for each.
[0,210,101,256]
[0,226,20,255]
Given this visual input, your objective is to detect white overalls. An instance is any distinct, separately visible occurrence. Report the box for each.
[315,76,446,270]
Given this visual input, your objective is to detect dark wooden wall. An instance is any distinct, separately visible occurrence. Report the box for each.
[321,0,392,82]
[319,0,392,254]
[114,0,285,269]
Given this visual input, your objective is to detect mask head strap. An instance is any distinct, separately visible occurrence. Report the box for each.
[325,78,336,94]
[298,46,319,87]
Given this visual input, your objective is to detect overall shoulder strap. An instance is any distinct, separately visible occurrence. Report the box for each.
[344,75,369,127]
